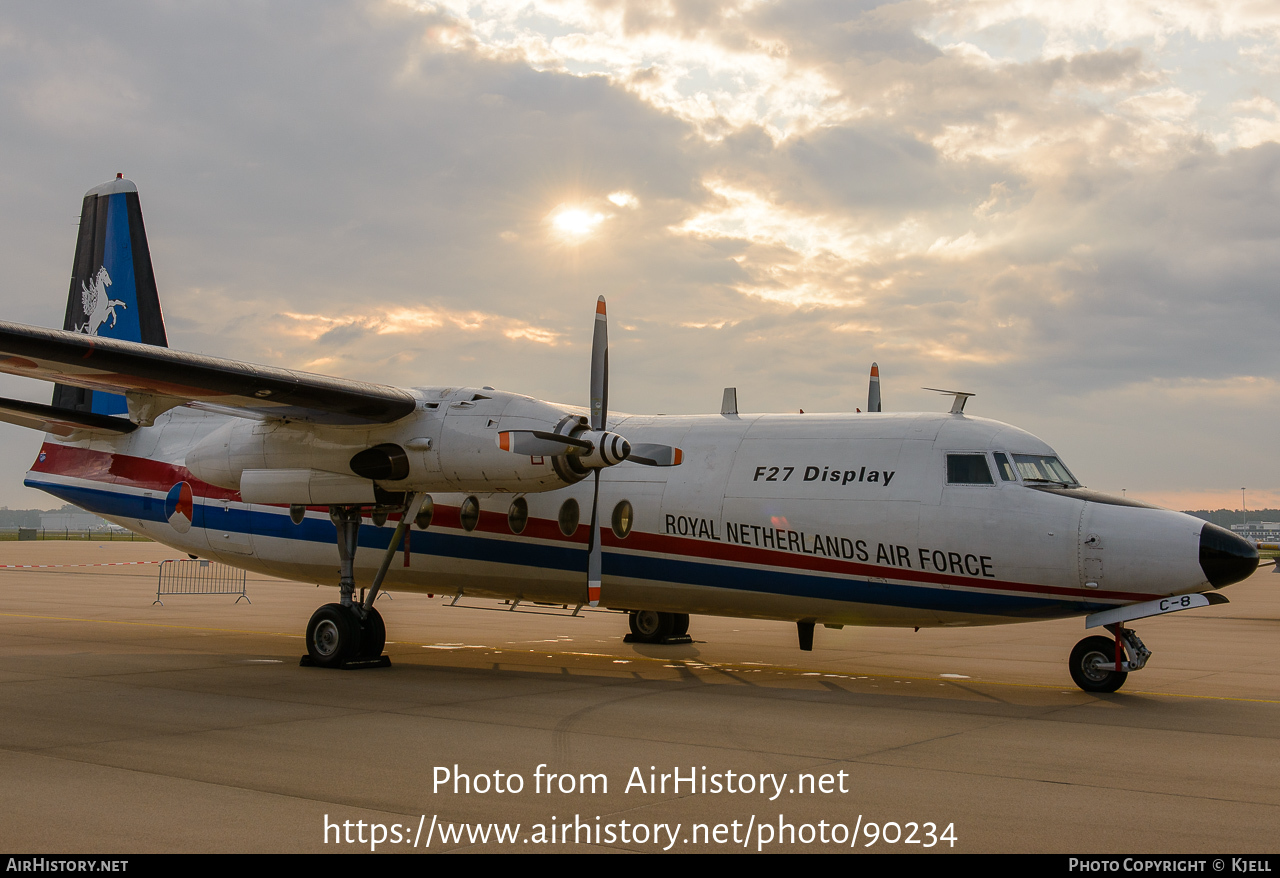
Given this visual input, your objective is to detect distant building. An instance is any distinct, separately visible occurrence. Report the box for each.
[1230,521,1280,542]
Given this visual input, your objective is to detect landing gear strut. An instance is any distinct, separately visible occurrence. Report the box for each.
[1069,623,1150,693]
[302,493,423,669]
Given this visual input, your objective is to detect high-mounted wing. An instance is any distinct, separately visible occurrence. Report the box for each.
[0,321,417,426]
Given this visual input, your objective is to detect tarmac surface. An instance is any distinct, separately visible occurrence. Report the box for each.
[0,542,1276,854]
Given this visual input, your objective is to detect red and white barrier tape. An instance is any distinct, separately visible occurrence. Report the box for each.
[0,560,168,569]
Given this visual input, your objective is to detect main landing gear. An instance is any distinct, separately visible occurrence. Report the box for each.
[301,495,425,669]
[1068,623,1151,693]
[625,610,692,644]
[305,602,386,667]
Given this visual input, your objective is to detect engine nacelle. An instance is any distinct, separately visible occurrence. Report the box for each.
[184,386,588,502]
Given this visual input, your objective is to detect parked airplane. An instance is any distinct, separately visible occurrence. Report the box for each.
[0,178,1261,692]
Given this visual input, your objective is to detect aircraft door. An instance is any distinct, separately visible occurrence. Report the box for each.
[206,497,254,555]
[1078,503,1104,590]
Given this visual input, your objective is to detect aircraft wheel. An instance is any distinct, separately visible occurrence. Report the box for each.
[1069,636,1127,693]
[306,603,361,667]
[671,613,690,636]
[360,607,386,658]
[629,610,674,643]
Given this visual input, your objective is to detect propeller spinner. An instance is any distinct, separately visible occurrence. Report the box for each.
[496,297,682,606]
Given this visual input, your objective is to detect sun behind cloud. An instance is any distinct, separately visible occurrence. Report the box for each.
[549,206,607,241]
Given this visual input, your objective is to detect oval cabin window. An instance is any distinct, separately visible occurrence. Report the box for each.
[611,500,633,539]
[508,497,529,534]
[558,498,579,536]
[459,496,480,532]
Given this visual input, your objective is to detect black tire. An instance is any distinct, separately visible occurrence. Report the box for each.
[670,613,690,636]
[360,607,386,658]
[1069,635,1128,693]
[629,610,674,642]
[306,603,361,667]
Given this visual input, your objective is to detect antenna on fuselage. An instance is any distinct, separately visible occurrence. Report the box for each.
[923,387,974,414]
[867,363,882,413]
[721,387,738,416]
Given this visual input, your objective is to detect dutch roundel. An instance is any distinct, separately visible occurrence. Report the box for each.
[165,481,194,534]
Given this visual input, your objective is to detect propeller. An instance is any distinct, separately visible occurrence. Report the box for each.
[867,362,882,413]
[586,296,608,608]
[495,296,682,606]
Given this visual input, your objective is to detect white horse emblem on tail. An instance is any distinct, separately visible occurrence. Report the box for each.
[76,266,127,336]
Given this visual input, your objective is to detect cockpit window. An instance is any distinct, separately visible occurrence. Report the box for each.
[1012,454,1078,486]
[946,454,994,485]
[992,452,1016,481]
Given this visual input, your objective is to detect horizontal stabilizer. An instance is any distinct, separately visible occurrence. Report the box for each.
[0,395,137,437]
[0,321,417,426]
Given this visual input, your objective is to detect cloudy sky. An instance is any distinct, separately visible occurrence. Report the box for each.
[0,0,1277,512]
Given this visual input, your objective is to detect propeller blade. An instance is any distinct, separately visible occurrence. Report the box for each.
[590,296,608,432]
[587,298,610,607]
[587,470,601,606]
[868,362,882,413]
[627,443,683,467]
[497,430,592,457]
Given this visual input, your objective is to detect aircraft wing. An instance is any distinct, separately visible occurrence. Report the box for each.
[0,321,418,426]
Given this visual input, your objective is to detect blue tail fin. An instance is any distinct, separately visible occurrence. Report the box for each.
[53,174,168,415]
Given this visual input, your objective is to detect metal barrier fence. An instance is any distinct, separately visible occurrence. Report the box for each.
[3,527,150,542]
[154,559,250,605]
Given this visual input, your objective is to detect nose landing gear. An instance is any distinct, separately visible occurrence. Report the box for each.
[1069,624,1151,693]
[1067,591,1229,693]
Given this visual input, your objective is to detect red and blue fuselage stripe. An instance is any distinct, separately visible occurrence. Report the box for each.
[27,445,1124,620]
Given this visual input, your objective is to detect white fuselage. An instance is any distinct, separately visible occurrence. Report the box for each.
[24,388,1216,629]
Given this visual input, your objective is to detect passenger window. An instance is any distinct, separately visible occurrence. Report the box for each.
[946,454,994,485]
[993,452,1017,481]
[507,496,529,534]
[611,500,633,539]
[459,496,480,531]
[557,498,580,536]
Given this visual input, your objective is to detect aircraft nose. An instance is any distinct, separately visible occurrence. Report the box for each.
[1199,522,1259,588]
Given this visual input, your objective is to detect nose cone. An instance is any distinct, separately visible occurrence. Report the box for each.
[1199,522,1259,588]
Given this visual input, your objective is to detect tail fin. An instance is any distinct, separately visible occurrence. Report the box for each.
[53,174,168,415]
[867,362,882,413]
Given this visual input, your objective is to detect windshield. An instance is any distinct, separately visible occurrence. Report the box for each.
[1012,454,1078,486]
